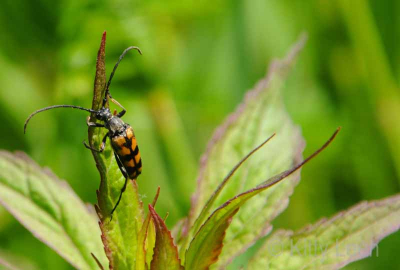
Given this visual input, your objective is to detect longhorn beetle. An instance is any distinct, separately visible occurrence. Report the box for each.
[24,46,143,219]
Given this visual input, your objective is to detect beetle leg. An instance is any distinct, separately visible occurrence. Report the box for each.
[83,133,108,152]
[86,116,105,127]
[116,110,126,118]
[113,152,128,178]
[109,96,126,118]
[110,152,129,220]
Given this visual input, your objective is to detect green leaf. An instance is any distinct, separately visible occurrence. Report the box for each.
[146,218,156,269]
[88,32,145,270]
[0,258,19,270]
[180,36,306,265]
[0,249,39,270]
[149,205,183,270]
[248,193,400,270]
[0,151,107,270]
[185,129,340,270]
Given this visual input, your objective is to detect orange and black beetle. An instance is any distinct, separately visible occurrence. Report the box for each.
[24,46,143,217]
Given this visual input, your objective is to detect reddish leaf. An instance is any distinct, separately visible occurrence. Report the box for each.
[149,205,183,270]
[137,188,160,270]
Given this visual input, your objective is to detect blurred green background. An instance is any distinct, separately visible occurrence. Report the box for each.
[0,0,399,269]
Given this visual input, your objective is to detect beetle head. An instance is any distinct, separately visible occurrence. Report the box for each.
[96,107,112,121]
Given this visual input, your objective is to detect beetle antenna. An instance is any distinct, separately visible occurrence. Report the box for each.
[103,46,142,107]
[24,105,97,134]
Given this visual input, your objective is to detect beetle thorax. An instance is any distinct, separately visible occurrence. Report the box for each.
[95,107,126,135]
[107,116,126,134]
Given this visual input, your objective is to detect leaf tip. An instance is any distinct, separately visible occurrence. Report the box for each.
[152,186,161,207]
[148,204,156,215]
[97,32,107,60]
[101,31,107,46]
[91,253,105,270]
